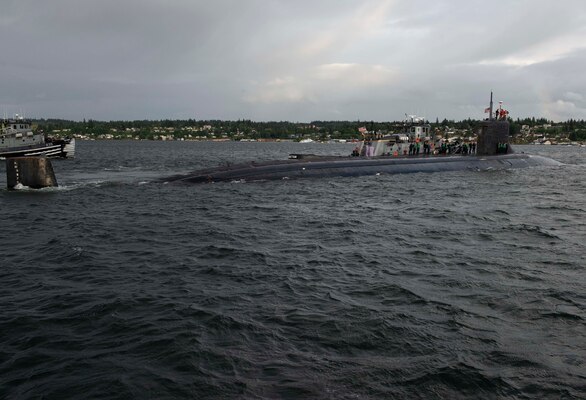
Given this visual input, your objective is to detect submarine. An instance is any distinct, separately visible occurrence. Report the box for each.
[162,95,561,185]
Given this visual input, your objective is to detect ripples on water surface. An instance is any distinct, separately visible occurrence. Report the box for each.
[1,142,585,399]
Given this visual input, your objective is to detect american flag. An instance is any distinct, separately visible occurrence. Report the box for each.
[484,107,491,113]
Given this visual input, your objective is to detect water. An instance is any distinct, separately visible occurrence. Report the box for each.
[1,141,585,399]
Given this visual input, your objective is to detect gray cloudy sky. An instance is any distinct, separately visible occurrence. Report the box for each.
[1,0,585,121]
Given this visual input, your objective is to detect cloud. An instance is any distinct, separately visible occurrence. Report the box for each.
[244,63,397,105]
[543,99,586,121]
[244,77,312,104]
[477,32,586,67]
[1,0,585,121]
[564,92,584,102]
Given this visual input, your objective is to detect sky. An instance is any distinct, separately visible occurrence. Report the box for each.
[1,0,585,122]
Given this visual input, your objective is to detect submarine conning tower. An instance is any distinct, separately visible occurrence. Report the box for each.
[477,120,510,156]
[476,92,511,156]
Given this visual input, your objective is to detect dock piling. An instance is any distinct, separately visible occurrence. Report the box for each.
[6,156,58,189]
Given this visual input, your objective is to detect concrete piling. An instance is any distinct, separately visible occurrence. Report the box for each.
[6,157,58,189]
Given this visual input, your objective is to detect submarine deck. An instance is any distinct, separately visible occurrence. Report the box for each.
[162,152,562,184]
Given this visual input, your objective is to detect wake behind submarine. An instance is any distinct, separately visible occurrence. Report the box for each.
[163,96,561,185]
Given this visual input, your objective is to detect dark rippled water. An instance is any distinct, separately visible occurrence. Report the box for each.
[1,141,585,399]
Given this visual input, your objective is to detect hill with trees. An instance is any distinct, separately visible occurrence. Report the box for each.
[30,117,586,144]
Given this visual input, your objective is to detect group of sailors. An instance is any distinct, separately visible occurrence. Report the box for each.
[407,141,433,156]
[496,142,509,154]
[454,141,476,155]
[352,139,479,157]
[399,139,478,157]
[495,108,509,121]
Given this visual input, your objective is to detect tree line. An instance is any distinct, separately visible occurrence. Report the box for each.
[31,117,586,141]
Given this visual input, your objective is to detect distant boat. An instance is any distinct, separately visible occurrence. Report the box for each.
[298,138,314,143]
[1,115,75,159]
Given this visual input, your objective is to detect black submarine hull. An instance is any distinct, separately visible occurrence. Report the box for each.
[162,153,562,184]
